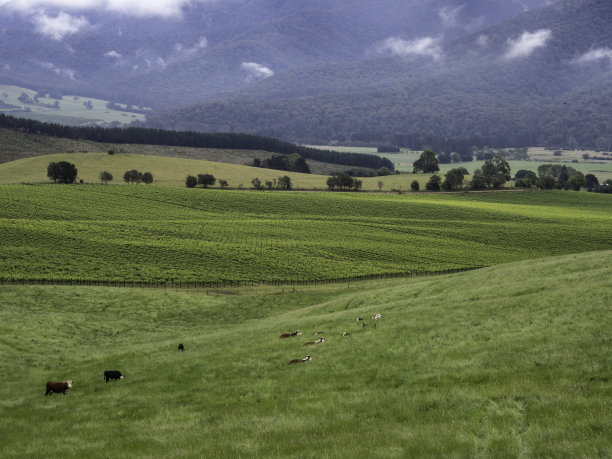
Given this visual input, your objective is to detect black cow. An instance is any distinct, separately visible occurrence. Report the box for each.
[178,343,184,352]
[45,380,72,395]
[104,370,123,382]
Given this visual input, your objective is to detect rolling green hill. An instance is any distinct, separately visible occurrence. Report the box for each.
[0,250,609,457]
[1,185,610,284]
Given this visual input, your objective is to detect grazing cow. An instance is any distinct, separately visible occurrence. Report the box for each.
[372,314,382,320]
[45,380,72,396]
[357,317,363,322]
[288,355,311,364]
[304,337,325,346]
[104,370,124,382]
[343,332,350,336]
[178,343,184,352]
[279,330,301,338]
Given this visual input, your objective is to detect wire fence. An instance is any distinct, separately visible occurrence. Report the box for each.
[0,266,484,294]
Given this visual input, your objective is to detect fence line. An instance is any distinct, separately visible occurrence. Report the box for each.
[0,266,483,293]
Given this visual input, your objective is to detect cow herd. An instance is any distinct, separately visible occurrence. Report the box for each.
[46,314,383,395]
[45,344,185,396]
[282,313,382,365]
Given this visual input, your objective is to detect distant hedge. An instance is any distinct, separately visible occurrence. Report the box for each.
[0,114,394,171]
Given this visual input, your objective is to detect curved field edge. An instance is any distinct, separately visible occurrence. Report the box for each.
[0,251,610,457]
[1,185,611,284]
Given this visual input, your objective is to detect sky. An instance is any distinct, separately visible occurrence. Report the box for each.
[0,0,214,17]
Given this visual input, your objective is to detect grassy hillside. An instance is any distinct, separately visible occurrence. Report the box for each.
[1,185,610,284]
[0,251,609,457]
[0,152,433,189]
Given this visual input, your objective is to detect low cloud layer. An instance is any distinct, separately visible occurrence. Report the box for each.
[39,61,76,79]
[438,5,464,28]
[240,62,273,82]
[504,29,552,60]
[1,0,216,18]
[32,11,89,40]
[377,36,442,61]
[573,47,612,64]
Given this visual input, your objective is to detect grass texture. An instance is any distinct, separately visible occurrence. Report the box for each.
[0,251,609,457]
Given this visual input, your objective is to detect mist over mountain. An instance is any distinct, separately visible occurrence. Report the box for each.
[1,0,610,148]
[1,0,549,107]
[148,0,612,148]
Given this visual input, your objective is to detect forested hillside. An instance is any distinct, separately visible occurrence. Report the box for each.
[150,0,612,149]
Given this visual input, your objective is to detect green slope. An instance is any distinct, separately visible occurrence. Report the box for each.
[0,251,610,457]
[1,185,610,284]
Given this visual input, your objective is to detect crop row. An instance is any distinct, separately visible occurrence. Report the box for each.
[0,185,610,283]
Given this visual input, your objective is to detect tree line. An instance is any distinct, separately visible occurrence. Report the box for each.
[0,114,394,171]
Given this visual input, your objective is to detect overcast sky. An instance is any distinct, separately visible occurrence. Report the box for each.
[0,0,215,17]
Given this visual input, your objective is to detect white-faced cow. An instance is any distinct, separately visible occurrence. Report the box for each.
[279,330,301,338]
[178,343,184,352]
[104,371,123,382]
[45,380,72,396]
[372,314,382,320]
[288,355,311,364]
[304,337,325,346]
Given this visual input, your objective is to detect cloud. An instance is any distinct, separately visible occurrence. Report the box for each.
[504,29,552,60]
[32,11,89,40]
[377,36,443,61]
[573,47,612,64]
[438,5,464,28]
[174,36,208,55]
[1,0,216,18]
[240,62,273,82]
[104,50,121,58]
[39,61,76,79]
[476,34,489,48]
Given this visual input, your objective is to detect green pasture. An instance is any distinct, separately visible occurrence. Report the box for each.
[0,152,433,190]
[0,251,610,457]
[0,185,610,284]
[0,84,148,126]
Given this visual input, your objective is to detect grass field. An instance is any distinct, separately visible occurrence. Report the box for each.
[1,185,610,284]
[0,84,148,126]
[0,251,609,457]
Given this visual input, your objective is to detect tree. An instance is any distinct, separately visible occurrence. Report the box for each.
[197,173,216,188]
[413,149,439,173]
[568,171,586,191]
[585,174,599,190]
[425,175,441,191]
[251,178,263,190]
[142,172,153,185]
[99,171,113,184]
[537,176,556,190]
[470,175,488,190]
[410,180,420,191]
[377,180,384,191]
[277,175,292,190]
[123,169,142,184]
[443,168,465,191]
[481,155,510,188]
[219,179,229,189]
[47,161,77,184]
[186,175,197,188]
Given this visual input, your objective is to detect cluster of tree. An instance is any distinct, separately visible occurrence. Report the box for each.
[512,164,589,191]
[252,154,310,173]
[326,173,362,191]
[185,174,229,189]
[18,92,60,110]
[251,176,292,190]
[377,145,400,153]
[47,161,77,184]
[472,156,511,189]
[123,169,153,184]
[0,115,393,171]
